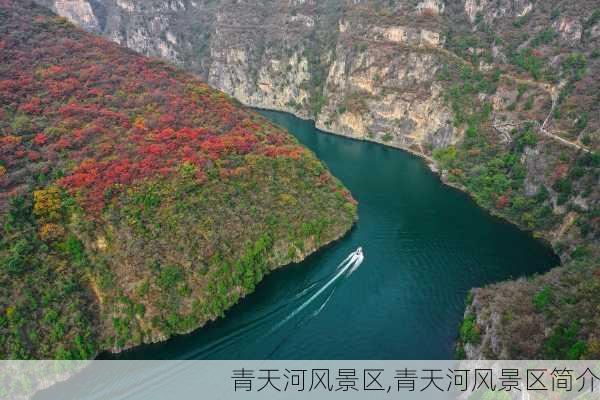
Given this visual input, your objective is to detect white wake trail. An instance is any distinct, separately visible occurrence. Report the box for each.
[337,252,355,270]
[269,252,356,334]
[293,281,320,300]
[312,288,336,317]
[346,254,364,276]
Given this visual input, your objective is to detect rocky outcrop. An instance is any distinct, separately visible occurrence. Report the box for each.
[52,0,100,30]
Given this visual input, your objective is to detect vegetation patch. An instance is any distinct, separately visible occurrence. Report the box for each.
[0,1,356,358]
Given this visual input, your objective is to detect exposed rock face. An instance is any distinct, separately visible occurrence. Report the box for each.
[313,20,454,152]
[52,0,100,30]
[34,0,457,156]
[554,17,583,44]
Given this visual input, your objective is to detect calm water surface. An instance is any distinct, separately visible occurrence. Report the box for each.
[113,110,559,360]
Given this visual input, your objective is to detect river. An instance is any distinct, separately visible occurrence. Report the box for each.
[111,110,559,360]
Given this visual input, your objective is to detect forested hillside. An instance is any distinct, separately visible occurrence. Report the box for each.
[0,0,356,358]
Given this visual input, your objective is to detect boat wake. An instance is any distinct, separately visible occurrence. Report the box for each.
[347,252,364,276]
[337,247,364,275]
[264,247,365,358]
[269,247,365,334]
[179,247,365,359]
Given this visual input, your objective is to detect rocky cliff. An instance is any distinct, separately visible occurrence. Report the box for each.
[33,0,459,154]
[33,0,599,359]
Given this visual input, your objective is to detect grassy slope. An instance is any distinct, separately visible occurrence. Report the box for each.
[0,0,356,358]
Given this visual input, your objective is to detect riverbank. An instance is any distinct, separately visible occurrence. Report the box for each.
[252,105,440,172]
[252,105,558,250]
[252,108,599,360]
[103,219,357,357]
[99,109,561,360]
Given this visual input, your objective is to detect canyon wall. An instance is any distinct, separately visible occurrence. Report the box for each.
[35,0,459,155]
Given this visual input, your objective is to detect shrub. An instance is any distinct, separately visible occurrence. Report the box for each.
[465,291,474,306]
[460,314,481,344]
[571,245,591,260]
[562,53,587,81]
[10,115,33,135]
[64,235,85,265]
[433,146,457,169]
[157,265,183,289]
[33,187,62,222]
[3,239,31,275]
[516,130,538,152]
[466,121,478,137]
[533,286,552,311]
[575,113,588,132]
[517,84,527,99]
[584,9,600,29]
[544,323,586,359]
[553,178,572,204]
[513,14,531,28]
[39,223,65,241]
[454,344,466,359]
[531,28,557,47]
[581,135,591,146]
[511,49,544,80]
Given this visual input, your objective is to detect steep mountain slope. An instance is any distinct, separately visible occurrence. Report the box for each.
[0,0,356,358]
[24,0,600,359]
[33,0,457,152]
[439,0,600,360]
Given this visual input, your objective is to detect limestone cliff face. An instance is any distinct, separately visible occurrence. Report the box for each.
[51,0,100,30]
[34,0,457,156]
[203,2,457,155]
[315,25,454,152]
[36,0,186,63]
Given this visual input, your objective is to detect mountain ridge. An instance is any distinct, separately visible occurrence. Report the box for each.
[0,0,357,358]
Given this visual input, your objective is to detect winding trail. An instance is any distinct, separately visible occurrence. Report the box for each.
[538,87,591,153]
[357,36,592,153]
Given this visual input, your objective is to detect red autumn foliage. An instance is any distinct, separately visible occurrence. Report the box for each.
[39,65,67,78]
[495,194,510,209]
[19,97,42,114]
[552,164,569,182]
[33,133,47,145]
[0,0,347,216]
[531,49,544,58]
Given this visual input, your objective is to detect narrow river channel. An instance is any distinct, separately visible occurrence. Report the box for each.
[113,110,559,360]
